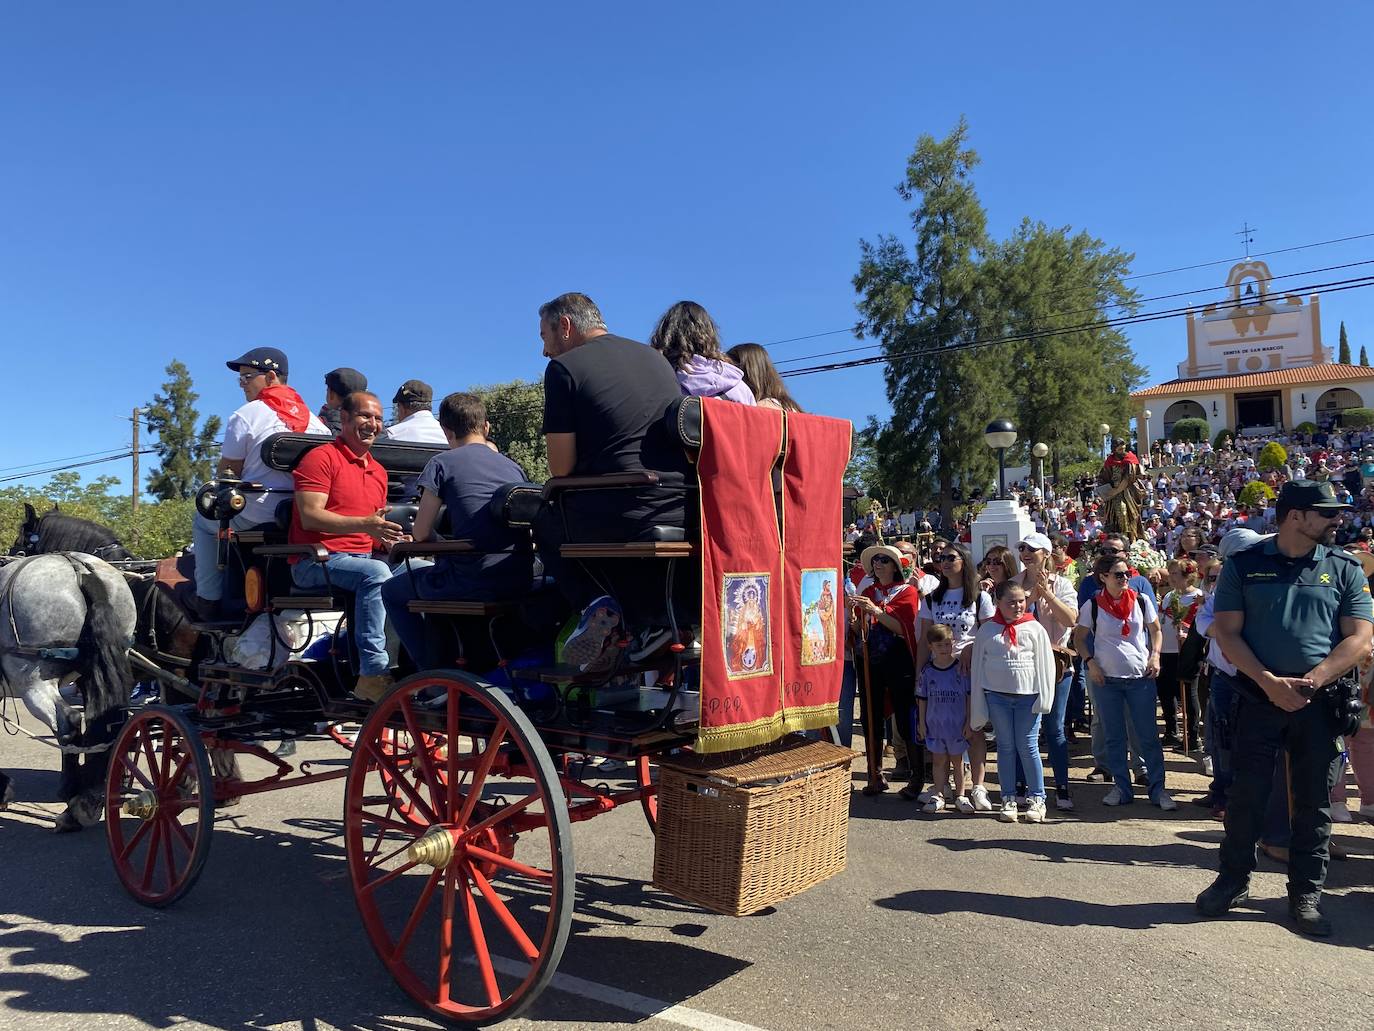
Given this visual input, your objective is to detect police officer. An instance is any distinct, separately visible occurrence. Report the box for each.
[1196,480,1373,936]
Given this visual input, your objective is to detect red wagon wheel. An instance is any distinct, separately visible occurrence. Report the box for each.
[105,705,215,908]
[345,672,574,1026]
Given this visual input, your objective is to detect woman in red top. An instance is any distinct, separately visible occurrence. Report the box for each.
[849,543,921,796]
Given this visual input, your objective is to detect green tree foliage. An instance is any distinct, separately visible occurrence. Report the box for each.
[1339,321,1352,365]
[1169,417,1209,442]
[471,379,548,483]
[1237,480,1275,509]
[1295,421,1318,434]
[1257,441,1288,471]
[853,119,1006,523]
[980,219,1145,480]
[1,472,194,558]
[1362,346,1370,367]
[1212,428,1234,450]
[1342,407,1374,429]
[144,359,222,500]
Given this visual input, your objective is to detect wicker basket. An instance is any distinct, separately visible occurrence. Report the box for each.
[651,735,853,916]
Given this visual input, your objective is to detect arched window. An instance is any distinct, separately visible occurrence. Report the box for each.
[1315,387,1364,428]
[1163,399,1206,436]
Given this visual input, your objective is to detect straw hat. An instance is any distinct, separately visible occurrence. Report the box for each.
[860,543,904,578]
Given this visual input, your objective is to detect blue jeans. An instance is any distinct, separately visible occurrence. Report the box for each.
[1096,675,1167,803]
[1068,657,1087,725]
[1044,669,1074,790]
[985,692,1045,802]
[291,553,393,676]
[191,498,276,601]
[1206,668,1238,804]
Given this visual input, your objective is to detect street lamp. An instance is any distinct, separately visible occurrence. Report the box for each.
[984,418,1017,500]
[1098,422,1111,461]
[1032,441,1049,490]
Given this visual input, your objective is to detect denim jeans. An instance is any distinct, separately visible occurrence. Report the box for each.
[291,552,393,676]
[1091,678,1146,775]
[984,691,1045,802]
[1068,657,1087,725]
[1206,668,1238,803]
[191,498,275,601]
[1095,675,1167,803]
[1043,668,1074,790]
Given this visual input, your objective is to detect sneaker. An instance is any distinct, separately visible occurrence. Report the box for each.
[1199,755,1214,777]
[1055,786,1075,812]
[969,785,993,812]
[955,795,975,814]
[1102,787,1129,806]
[1023,798,1047,823]
[628,626,673,663]
[1085,767,1111,783]
[997,799,1019,823]
[1195,877,1249,918]
[1190,793,1217,808]
[562,595,623,671]
[1331,805,1353,824]
[1156,791,1178,812]
[1288,893,1333,937]
[923,795,946,814]
[352,673,394,703]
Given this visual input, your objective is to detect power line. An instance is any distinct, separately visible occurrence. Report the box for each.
[0,450,155,486]
[0,445,136,476]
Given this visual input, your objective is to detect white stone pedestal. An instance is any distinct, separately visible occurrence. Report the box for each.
[971,499,1034,568]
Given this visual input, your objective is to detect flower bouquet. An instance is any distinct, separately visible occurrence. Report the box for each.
[1128,538,1167,573]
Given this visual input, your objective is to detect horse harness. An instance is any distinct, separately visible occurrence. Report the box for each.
[2,553,107,663]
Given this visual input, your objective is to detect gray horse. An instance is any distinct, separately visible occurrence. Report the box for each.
[0,553,136,831]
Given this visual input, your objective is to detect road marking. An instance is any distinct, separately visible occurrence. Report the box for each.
[487,955,768,1031]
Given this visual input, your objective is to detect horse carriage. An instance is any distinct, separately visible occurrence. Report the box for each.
[10,396,853,1025]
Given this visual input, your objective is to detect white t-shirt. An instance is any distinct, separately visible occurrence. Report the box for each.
[1158,587,1204,654]
[380,409,448,445]
[917,587,994,654]
[221,399,331,493]
[1077,591,1159,679]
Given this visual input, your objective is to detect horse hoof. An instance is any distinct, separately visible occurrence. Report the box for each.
[53,810,83,834]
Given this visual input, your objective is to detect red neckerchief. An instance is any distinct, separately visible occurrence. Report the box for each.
[1097,587,1138,637]
[1105,452,1141,468]
[256,385,311,433]
[992,611,1035,647]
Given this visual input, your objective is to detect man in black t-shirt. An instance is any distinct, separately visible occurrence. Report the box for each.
[535,292,692,659]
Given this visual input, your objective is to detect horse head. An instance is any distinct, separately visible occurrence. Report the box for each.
[8,502,46,556]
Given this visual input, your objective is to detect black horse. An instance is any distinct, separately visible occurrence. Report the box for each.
[9,503,135,561]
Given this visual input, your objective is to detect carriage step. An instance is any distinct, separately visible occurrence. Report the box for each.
[403,599,516,617]
[559,542,696,559]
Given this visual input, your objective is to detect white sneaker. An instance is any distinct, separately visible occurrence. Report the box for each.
[1024,798,1047,823]
[1156,791,1178,812]
[916,789,937,804]
[1103,787,1127,806]
[1331,805,1353,824]
[923,794,946,814]
[1199,755,1214,777]
[969,785,993,812]
[955,795,975,814]
[997,799,1019,823]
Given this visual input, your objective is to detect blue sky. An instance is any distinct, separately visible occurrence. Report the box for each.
[3,3,1372,490]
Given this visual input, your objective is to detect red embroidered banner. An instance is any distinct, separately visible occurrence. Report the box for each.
[780,411,851,734]
[696,399,786,752]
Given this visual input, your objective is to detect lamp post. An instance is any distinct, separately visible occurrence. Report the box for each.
[1099,422,1111,461]
[1032,441,1049,491]
[984,418,1017,500]
[1140,410,1152,467]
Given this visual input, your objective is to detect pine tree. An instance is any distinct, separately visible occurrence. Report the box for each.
[1362,345,1370,367]
[1339,321,1351,364]
[144,360,222,500]
[853,118,1008,521]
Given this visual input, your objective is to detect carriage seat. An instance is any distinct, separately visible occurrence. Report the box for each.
[259,432,447,502]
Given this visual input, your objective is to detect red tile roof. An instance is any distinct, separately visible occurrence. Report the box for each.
[1131,363,1374,399]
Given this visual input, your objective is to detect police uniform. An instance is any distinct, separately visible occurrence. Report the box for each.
[1204,480,1373,925]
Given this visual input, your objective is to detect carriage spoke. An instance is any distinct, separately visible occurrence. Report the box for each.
[465,843,552,881]
[365,741,438,826]
[165,811,195,853]
[437,865,456,1006]
[390,868,442,963]
[359,809,420,837]
[359,858,421,896]
[159,814,177,888]
[468,861,540,961]
[165,747,191,790]
[140,728,161,781]
[462,791,539,841]
[454,722,507,832]
[399,698,444,816]
[117,814,154,861]
[460,863,502,1008]
[159,731,174,782]
[140,819,164,892]
[119,754,154,791]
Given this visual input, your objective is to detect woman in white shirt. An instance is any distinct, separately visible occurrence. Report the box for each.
[1157,558,1204,748]
[1073,554,1176,812]
[970,581,1056,823]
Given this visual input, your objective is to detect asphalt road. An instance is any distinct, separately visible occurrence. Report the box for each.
[2,711,1372,1031]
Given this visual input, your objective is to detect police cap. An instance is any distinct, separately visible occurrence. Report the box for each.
[1277,479,1351,512]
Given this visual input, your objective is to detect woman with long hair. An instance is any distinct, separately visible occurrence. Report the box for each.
[979,545,1020,595]
[915,541,995,810]
[725,343,802,412]
[1175,524,1206,560]
[649,301,756,404]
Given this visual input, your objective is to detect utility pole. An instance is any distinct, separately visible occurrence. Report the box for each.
[131,406,141,515]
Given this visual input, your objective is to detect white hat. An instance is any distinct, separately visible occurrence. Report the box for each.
[1019,531,1052,553]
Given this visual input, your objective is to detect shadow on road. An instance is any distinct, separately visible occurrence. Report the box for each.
[0,788,753,1028]
[924,834,1218,870]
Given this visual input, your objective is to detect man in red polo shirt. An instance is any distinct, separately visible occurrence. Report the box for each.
[289,391,405,701]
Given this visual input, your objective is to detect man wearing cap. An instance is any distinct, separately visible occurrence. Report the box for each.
[1197,480,1373,936]
[319,368,368,436]
[191,347,330,616]
[379,380,448,445]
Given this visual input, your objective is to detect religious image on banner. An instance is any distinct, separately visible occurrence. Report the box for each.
[799,568,839,666]
[722,573,773,679]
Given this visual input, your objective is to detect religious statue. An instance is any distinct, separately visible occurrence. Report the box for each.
[1095,439,1146,541]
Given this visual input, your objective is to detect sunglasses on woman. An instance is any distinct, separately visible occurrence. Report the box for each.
[1107,570,1130,580]
[937,554,960,564]
[871,555,895,565]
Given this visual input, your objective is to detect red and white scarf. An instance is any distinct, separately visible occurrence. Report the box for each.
[992,611,1036,647]
[256,385,311,434]
[1096,587,1138,637]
